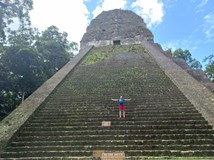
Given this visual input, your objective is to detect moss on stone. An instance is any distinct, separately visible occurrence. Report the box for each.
[81,44,150,66]
[81,51,110,65]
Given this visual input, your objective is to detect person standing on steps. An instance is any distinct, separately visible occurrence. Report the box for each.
[111,96,131,118]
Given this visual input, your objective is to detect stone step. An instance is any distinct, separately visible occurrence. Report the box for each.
[44,95,190,101]
[3,150,213,157]
[33,112,201,118]
[41,102,195,106]
[29,116,206,123]
[42,100,193,104]
[126,150,214,156]
[14,134,214,142]
[32,113,203,119]
[25,120,209,127]
[59,90,185,94]
[17,129,214,136]
[43,100,193,103]
[51,96,188,101]
[0,151,92,158]
[38,106,197,111]
[6,144,214,152]
[40,105,195,111]
[41,103,196,108]
[35,111,200,116]
[38,107,197,112]
[36,109,200,115]
[54,94,186,99]
[2,149,214,157]
[45,97,191,101]
[21,124,212,132]
[29,116,204,122]
[9,139,214,147]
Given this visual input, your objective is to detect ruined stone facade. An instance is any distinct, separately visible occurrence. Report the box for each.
[80,9,154,48]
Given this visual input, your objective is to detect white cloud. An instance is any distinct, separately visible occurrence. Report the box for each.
[194,0,209,12]
[196,0,208,8]
[30,0,90,48]
[203,12,214,39]
[92,0,127,18]
[131,0,164,27]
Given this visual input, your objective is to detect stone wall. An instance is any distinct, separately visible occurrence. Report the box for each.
[83,35,153,48]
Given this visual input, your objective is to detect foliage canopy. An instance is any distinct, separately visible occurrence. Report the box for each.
[169,48,202,70]
[0,1,78,120]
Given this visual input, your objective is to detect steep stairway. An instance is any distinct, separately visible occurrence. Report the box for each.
[1,45,214,159]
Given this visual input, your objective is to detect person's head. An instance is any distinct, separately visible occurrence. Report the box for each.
[120,96,123,99]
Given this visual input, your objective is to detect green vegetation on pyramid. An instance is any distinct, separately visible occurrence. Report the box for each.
[1,44,214,159]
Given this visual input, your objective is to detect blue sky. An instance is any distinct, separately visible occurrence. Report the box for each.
[29,0,214,68]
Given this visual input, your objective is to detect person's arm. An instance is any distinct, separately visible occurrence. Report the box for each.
[111,99,118,101]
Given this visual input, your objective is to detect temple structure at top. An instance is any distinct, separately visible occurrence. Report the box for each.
[80,9,154,48]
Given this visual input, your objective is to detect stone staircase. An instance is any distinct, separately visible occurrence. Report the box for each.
[1,45,214,159]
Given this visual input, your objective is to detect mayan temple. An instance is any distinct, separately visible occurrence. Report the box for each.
[1,9,214,159]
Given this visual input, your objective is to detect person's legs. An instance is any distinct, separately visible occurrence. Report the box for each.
[123,110,125,118]
[119,110,122,118]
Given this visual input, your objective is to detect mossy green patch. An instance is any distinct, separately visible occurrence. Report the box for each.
[81,51,110,66]
[81,44,150,66]
[81,46,114,66]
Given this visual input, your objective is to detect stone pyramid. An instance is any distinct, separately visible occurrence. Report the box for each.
[1,9,214,159]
